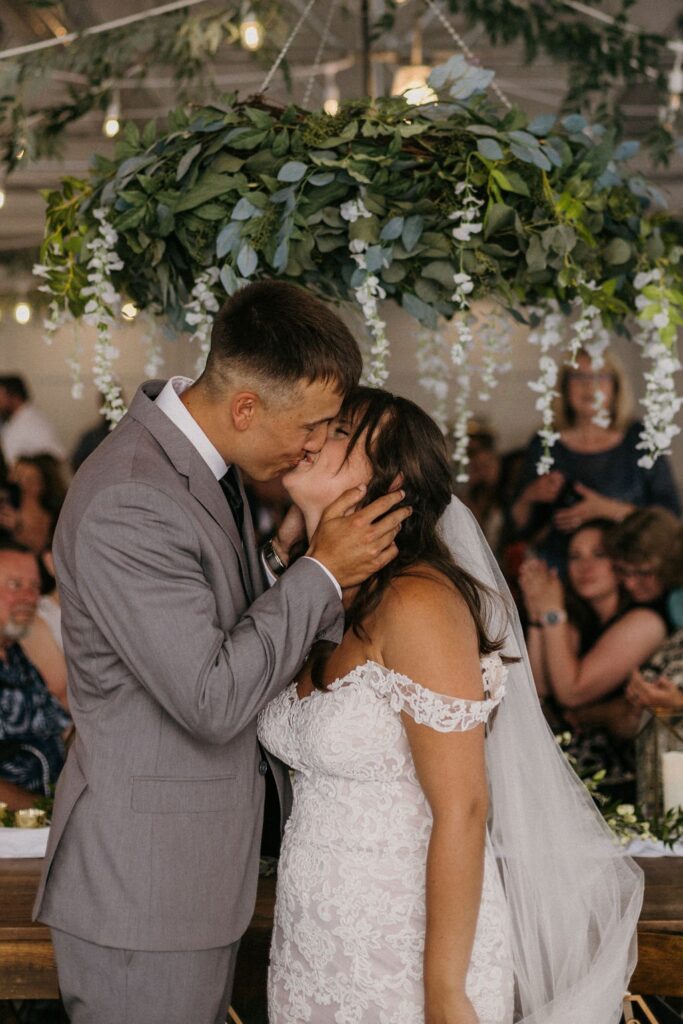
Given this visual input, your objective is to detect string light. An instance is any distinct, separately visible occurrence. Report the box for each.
[240,11,264,51]
[14,301,32,325]
[323,75,340,115]
[121,301,138,320]
[103,92,121,139]
[0,182,5,210]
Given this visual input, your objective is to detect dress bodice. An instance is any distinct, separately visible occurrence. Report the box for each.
[258,654,514,1024]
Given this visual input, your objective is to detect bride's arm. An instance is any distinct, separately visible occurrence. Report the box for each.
[378,574,488,1024]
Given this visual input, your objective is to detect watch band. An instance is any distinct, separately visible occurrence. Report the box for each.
[262,537,287,577]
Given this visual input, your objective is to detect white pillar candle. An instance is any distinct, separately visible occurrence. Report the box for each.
[662,751,683,814]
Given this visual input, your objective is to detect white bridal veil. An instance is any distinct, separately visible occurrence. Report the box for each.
[439,496,643,1024]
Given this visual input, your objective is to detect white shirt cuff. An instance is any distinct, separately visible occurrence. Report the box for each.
[260,551,342,600]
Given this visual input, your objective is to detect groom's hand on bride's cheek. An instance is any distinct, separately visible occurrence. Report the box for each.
[306,486,411,588]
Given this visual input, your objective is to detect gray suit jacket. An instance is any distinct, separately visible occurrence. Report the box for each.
[34,380,344,951]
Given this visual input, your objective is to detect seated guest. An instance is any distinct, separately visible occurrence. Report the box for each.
[606,506,683,632]
[0,538,70,810]
[0,375,66,465]
[627,627,683,713]
[21,543,67,710]
[8,453,68,556]
[519,520,666,792]
[510,349,681,574]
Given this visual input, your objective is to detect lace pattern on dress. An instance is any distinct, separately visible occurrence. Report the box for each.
[330,654,507,734]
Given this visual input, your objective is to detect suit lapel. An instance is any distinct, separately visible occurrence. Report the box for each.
[188,457,254,602]
[128,381,255,602]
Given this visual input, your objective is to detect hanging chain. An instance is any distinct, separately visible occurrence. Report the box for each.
[422,0,513,110]
[302,0,340,108]
[260,0,320,94]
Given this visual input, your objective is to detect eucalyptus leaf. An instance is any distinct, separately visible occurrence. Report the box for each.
[216,222,242,258]
[232,197,259,221]
[402,292,438,328]
[277,161,308,182]
[526,235,547,272]
[237,243,258,278]
[477,138,504,161]
[176,143,202,181]
[220,263,239,295]
[528,114,557,137]
[380,216,404,241]
[604,238,632,264]
[309,172,335,186]
[402,215,424,252]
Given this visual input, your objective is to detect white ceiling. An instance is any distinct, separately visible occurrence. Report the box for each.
[0,0,681,256]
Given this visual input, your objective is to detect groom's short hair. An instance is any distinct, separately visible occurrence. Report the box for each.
[203,280,362,400]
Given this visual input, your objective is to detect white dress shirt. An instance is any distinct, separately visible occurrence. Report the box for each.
[1,403,66,465]
[155,378,341,597]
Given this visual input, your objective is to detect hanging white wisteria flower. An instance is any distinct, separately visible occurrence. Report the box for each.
[81,207,126,425]
[476,309,513,403]
[528,303,564,474]
[450,320,474,483]
[341,200,390,387]
[66,319,85,401]
[185,266,220,377]
[449,181,484,242]
[633,268,683,467]
[33,262,71,346]
[416,325,450,434]
[140,311,165,379]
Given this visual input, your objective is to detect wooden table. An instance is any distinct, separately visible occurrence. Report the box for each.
[0,858,681,1008]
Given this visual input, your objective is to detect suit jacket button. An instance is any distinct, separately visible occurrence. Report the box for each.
[258,759,269,775]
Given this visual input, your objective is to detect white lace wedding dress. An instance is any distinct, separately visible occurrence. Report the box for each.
[257,654,515,1024]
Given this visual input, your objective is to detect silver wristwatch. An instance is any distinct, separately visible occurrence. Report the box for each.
[262,537,287,577]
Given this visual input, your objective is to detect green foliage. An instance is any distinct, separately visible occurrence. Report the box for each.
[39,88,683,334]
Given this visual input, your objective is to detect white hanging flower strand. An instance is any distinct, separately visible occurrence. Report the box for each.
[633,268,682,468]
[416,325,450,434]
[528,302,563,474]
[476,309,513,403]
[81,207,126,425]
[33,262,71,346]
[341,198,389,387]
[66,318,85,401]
[568,284,613,429]
[185,266,220,377]
[140,311,165,378]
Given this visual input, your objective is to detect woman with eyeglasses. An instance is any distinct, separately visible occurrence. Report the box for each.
[509,349,681,575]
[519,519,666,796]
[604,508,683,714]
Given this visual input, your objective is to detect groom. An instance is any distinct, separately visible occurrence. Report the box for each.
[34,280,409,1024]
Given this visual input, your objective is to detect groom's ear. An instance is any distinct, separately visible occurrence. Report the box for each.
[232,391,259,432]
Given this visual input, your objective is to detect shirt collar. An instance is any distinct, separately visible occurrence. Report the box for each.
[155,377,228,480]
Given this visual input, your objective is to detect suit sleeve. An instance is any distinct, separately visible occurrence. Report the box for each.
[71,482,344,744]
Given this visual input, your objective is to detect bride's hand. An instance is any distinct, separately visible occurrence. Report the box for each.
[274,503,306,564]
[426,992,480,1024]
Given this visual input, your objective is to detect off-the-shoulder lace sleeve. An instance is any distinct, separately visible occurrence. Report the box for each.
[369,653,507,733]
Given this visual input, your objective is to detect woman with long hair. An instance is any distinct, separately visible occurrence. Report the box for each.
[258,387,642,1024]
[9,452,68,555]
[519,520,666,790]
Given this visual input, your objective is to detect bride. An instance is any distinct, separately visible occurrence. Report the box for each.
[258,387,643,1024]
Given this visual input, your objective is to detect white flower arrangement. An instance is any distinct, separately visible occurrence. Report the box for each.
[341,199,390,387]
[633,268,683,468]
[140,312,165,379]
[81,208,126,424]
[184,266,221,377]
[527,303,563,474]
[416,325,450,435]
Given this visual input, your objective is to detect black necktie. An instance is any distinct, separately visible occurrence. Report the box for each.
[219,465,244,539]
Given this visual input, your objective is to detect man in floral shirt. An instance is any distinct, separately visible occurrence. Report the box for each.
[0,537,70,809]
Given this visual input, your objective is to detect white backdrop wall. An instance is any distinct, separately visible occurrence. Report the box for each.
[0,302,681,491]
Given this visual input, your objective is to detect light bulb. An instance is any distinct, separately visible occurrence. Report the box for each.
[240,14,264,51]
[323,81,340,116]
[103,116,120,138]
[121,301,138,321]
[0,188,6,210]
[103,92,121,138]
[14,301,31,325]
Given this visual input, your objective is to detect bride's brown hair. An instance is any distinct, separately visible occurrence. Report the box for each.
[311,387,503,688]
